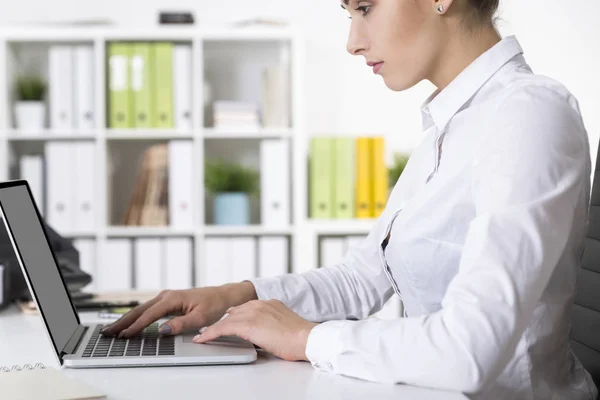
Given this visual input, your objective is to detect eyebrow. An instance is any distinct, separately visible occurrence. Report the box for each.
[340,0,349,9]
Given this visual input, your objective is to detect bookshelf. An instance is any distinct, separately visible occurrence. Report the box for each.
[0,25,378,293]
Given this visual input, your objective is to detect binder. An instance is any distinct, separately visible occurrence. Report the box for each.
[230,237,256,283]
[258,236,288,278]
[333,137,355,219]
[19,155,44,216]
[319,237,346,268]
[73,142,95,231]
[73,45,95,131]
[173,44,193,131]
[310,137,333,219]
[260,139,290,226]
[107,42,133,128]
[98,239,132,291]
[168,140,193,228]
[355,137,373,219]
[152,42,174,128]
[371,137,388,218]
[49,45,74,130]
[130,43,153,128]
[134,238,163,290]
[203,238,229,287]
[45,142,74,233]
[164,238,193,289]
[73,239,96,292]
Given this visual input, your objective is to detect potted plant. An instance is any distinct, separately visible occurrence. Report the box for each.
[205,159,259,225]
[14,75,47,130]
[389,152,410,188]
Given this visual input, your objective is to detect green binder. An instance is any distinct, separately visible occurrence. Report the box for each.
[107,42,133,128]
[131,43,153,128]
[333,137,355,219]
[310,137,333,219]
[152,42,174,128]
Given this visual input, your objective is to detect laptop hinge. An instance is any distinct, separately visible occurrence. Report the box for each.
[61,325,88,359]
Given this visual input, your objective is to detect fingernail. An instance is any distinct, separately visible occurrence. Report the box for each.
[159,324,172,335]
[193,334,202,342]
[118,331,126,338]
[199,327,207,333]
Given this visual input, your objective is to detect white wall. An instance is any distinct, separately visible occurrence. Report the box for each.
[1,0,598,163]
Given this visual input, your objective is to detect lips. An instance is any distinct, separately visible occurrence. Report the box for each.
[371,62,384,74]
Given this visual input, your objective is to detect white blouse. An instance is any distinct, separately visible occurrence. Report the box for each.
[249,35,598,399]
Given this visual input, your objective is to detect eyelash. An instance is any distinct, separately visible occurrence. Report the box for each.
[348,5,371,19]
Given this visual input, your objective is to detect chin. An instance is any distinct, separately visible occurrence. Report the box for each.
[382,74,420,92]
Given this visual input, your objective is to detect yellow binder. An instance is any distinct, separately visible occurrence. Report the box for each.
[371,136,388,218]
[131,43,153,128]
[107,42,133,128]
[355,137,373,219]
[152,42,174,128]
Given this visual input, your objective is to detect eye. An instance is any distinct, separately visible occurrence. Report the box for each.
[347,4,371,19]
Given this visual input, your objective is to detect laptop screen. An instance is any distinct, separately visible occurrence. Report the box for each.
[0,182,79,356]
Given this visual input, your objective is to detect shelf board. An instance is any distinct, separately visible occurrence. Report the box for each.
[203,127,292,139]
[306,219,377,235]
[59,230,98,238]
[4,130,97,141]
[106,226,196,237]
[105,129,194,140]
[204,225,293,236]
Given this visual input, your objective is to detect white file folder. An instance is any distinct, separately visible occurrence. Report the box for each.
[73,45,95,131]
[260,139,290,226]
[258,236,288,278]
[45,142,74,233]
[168,140,193,228]
[164,237,193,289]
[99,239,132,291]
[49,45,74,130]
[173,45,192,131]
[203,238,230,287]
[134,238,163,290]
[20,155,44,216]
[319,237,346,268]
[73,142,95,231]
[230,237,256,283]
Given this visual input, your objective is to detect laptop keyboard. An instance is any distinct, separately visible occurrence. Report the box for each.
[82,324,175,358]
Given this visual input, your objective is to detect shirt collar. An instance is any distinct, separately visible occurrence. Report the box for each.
[420,35,524,132]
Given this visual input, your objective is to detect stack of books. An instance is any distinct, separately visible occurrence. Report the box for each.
[212,100,260,131]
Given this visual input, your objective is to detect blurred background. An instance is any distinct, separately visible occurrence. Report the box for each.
[0,0,598,318]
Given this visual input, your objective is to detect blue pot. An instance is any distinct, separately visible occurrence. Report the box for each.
[214,193,250,225]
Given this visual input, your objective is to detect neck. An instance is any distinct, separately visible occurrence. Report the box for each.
[429,24,502,91]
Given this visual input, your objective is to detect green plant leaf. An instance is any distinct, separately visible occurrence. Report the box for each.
[16,76,47,102]
[389,152,411,188]
[204,159,259,195]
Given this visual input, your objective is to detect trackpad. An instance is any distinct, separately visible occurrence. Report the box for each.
[182,333,250,346]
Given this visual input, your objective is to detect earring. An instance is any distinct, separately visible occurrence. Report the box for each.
[437,4,444,13]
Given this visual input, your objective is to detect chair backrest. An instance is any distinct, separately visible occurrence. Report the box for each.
[571,143,600,388]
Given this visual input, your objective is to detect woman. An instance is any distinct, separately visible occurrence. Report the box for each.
[102,0,598,398]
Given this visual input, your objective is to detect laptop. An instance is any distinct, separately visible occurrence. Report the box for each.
[0,180,257,368]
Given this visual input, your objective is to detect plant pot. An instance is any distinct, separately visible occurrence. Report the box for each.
[14,101,45,131]
[214,192,250,225]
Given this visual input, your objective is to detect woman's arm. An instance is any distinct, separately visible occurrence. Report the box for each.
[303,88,590,394]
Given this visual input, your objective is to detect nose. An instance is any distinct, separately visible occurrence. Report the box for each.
[346,21,368,56]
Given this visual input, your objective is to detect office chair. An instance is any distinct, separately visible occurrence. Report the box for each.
[571,142,600,393]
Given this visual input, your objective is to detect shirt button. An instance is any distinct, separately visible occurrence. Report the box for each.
[327,363,333,370]
[313,362,320,369]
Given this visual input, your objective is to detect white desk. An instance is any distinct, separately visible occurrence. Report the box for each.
[0,305,468,400]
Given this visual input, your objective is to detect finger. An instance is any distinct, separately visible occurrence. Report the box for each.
[162,313,208,336]
[119,298,178,338]
[193,317,244,344]
[100,296,162,336]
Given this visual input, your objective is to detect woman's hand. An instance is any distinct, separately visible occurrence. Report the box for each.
[100,282,258,338]
[193,299,318,362]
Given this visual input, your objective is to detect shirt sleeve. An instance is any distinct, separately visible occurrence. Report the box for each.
[247,217,394,322]
[304,87,591,394]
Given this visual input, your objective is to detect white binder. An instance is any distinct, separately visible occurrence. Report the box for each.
[19,155,44,216]
[230,237,256,283]
[49,45,74,130]
[203,238,230,287]
[164,237,193,289]
[73,239,96,292]
[73,45,95,131]
[260,139,290,226]
[134,238,163,290]
[168,140,193,228]
[258,236,288,278]
[45,142,74,234]
[173,45,192,131]
[319,237,346,268]
[73,142,95,232]
[98,239,132,291]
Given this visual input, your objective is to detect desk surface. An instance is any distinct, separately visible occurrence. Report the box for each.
[0,305,467,400]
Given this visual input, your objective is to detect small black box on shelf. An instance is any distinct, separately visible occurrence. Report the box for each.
[158,11,195,25]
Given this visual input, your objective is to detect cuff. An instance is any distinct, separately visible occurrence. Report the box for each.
[244,277,282,301]
[305,320,350,373]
